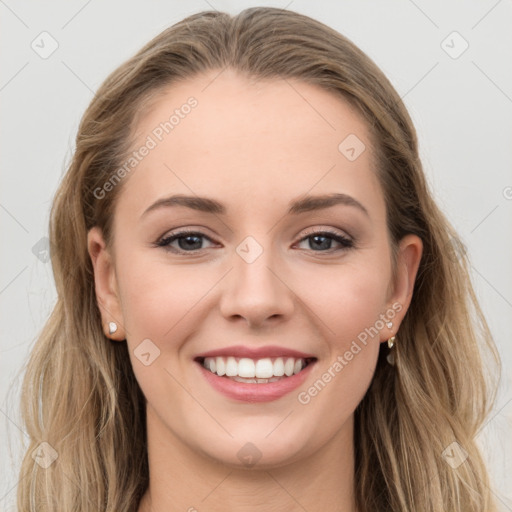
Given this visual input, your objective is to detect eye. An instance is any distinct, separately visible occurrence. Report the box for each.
[295,229,354,252]
[156,230,216,253]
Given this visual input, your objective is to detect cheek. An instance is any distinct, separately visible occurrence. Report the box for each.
[294,257,391,345]
[114,253,209,409]
[115,250,210,341]
[292,265,387,433]
[291,257,390,406]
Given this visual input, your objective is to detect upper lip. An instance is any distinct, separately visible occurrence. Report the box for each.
[195,345,316,360]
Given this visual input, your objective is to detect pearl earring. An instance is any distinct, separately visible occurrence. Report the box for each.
[108,322,118,335]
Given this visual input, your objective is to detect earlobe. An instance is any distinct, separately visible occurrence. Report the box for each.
[87,226,126,341]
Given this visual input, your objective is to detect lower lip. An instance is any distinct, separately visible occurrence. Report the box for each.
[197,361,316,403]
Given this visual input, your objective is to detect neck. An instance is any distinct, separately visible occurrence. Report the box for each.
[138,405,357,512]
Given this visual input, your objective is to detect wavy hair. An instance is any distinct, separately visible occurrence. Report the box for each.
[17,7,500,511]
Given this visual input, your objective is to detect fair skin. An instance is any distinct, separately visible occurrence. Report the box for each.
[88,69,422,512]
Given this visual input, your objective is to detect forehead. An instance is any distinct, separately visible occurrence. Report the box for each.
[117,69,384,219]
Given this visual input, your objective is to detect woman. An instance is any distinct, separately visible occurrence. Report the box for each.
[17,7,500,511]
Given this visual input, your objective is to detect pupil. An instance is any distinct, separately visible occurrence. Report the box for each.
[180,235,201,250]
[311,235,330,250]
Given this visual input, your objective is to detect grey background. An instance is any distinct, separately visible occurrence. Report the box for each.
[1,0,511,510]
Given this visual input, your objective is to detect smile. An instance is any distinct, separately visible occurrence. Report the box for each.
[200,356,314,383]
[194,349,317,402]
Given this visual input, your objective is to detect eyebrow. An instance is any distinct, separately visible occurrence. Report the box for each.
[142,192,369,218]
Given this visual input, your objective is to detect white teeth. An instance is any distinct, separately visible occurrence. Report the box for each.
[230,376,283,384]
[216,357,226,376]
[255,358,274,378]
[202,356,310,381]
[238,358,256,378]
[273,357,285,376]
[284,357,295,377]
[231,376,257,384]
[225,356,237,377]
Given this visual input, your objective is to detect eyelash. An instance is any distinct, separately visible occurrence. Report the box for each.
[155,228,354,255]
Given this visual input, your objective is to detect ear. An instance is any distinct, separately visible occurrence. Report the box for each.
[87,226,126,341]
[381,233,423,342]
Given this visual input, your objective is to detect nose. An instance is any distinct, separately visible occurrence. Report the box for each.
[218,243,295,328]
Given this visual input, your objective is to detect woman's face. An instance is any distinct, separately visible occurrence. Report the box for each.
[89,69,421,468]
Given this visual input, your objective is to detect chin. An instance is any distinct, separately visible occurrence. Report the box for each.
[188,419,317,470]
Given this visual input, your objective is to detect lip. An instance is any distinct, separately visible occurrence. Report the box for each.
[195,345,316,360]
[196,359,317,403]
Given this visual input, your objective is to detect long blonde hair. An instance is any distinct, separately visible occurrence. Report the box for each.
[17,7,500,511]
